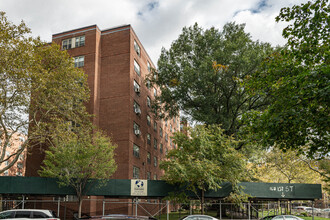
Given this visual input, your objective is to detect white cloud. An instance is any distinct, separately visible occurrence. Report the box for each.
[0,0,309,64]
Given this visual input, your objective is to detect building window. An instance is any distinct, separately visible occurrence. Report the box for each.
[147,115,151,126]
[62,38,72,50]
[146,80,151,89]
[62,35,85,50]
[159,127,163,137]
[165,133,168,142]
[147,61,151,72]
[134,60,140,76]
[134,122,140,136]
[16,171,23,176]
[154,138,157,149]
[75,36,85,47]
[154,122,157,132]
[147,133,151,145]
[153,174,157,180]
[147,172,151,180]
[160,143,163,153]
[133,166,140,179]
[133,144,140,158]
[153,88,157,97]
[153,156,157,167]
[134,40,141,57]
[147,96,151,108]
[133,101,141,115]
[147,152,151,164]
[74,56,84,67]
[17,162,23,169]
[134,80,140,94]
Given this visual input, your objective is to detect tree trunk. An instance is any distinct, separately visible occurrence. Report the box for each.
[78,197,83,218]
[201,190,205,215]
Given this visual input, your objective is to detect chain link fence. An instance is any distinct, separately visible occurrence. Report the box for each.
[1,196,329,220]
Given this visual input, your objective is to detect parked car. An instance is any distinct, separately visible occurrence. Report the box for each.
[0,209,59,220]
[305,207,321,213]
[260,215,276,220]
[79,214,155,220]
[180,215,218,220]
[292,206,309,211]
[270,215,304,220]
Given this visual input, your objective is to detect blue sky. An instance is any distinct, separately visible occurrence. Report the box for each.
[0,0,308,65]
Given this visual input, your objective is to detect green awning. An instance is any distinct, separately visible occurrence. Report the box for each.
[0,177,322,200]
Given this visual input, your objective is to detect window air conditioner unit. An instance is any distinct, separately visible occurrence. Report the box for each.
[134,107,141,115]
[134,86,140,93]
[134,129,141,136]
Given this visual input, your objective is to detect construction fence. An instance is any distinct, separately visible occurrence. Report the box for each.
[0,196,329,220]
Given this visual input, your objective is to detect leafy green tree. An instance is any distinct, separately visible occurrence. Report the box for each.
[252,148,323,184]
[160,125,247,214]
[0,11,90,173]
[39,130,117,218]
[244,0,329,157]
[300,157,330,193]
[149,22,274,138]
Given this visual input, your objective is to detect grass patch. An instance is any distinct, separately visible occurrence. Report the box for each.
[300,217,329,220]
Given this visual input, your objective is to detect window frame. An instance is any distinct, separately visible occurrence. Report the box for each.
[134,40,141,57]
[133,144,140,158]
[159,127,163,137]
[133,80,140,95]
[133,122,140,136]
[74,56,85,68]
[133,101,141,115]
[153,87,157,97]
[154,138,157,149]
[75,36,85,47]
[160,143,163,153]
[154,121,157,132]
[134,59,141,76]
[133,166,140,179]
[153,156,157,167]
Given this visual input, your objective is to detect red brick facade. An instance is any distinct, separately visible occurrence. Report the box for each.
[25,24,180,181]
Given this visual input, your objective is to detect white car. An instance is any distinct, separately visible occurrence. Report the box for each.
[0,209,59,220]
[180,215,218,220]
[271,215,304,220]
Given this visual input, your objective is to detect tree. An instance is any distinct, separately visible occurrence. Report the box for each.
[244,0,329,157]
[252,148,323,184]
[160,125,247,214]
[39,130,117,218]
[149,22,274,138]
[0,11,91,174]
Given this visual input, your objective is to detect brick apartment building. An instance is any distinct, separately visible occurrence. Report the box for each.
[25,24,180,181]
[0,132,26,177]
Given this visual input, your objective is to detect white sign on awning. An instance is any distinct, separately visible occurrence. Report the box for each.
[131,179,148,196]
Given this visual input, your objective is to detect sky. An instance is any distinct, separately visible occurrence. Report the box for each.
[0,0,308,66]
